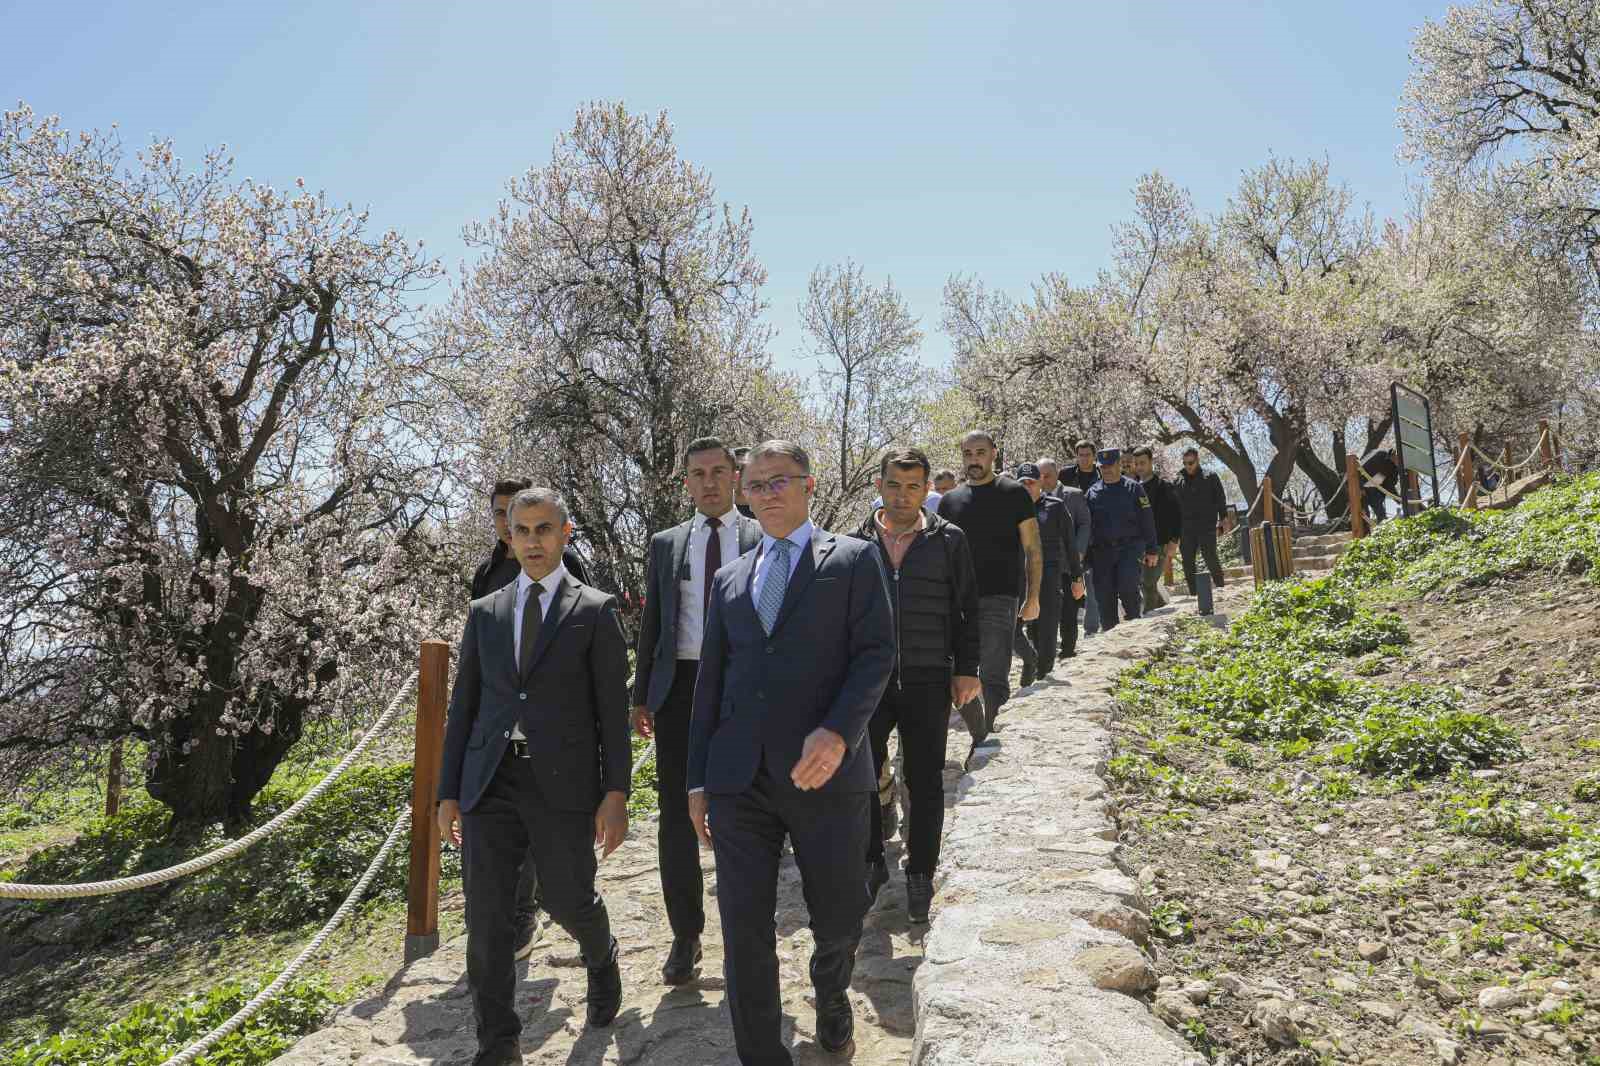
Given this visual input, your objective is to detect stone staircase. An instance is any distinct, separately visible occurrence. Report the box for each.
[1177,529,1352,592]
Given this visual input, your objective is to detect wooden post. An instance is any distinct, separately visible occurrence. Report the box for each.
[1501,442,1513,482]
[1457,432,1473,502]
[1407,470,1421,508]
[406,639,449,962]
[1345,454,1366,538]
[1163,550,1175,587]
[1262,476,1276,526]
[1539,419,1556,471]
[105,738,124,818]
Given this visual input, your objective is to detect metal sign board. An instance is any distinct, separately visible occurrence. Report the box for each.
[1389,382,1442,514]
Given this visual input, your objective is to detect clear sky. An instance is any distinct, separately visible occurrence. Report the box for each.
[7,0,1446,371]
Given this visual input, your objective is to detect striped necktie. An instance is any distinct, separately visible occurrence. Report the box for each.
[756,539,791,635]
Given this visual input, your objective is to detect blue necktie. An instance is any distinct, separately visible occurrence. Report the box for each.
[757,539,792,635]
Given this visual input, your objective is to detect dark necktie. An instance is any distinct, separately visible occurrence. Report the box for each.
[703,517,722,619]
[519,579,543,676]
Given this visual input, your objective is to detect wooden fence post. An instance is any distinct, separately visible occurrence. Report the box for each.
[105,738,124,818]
[1457,432,1473,502]
[1539,419,1556,471]
[1262,475,1276,526]
[1345,454,1366,539]
[406,639,449,962]
[1407,470,1421,508]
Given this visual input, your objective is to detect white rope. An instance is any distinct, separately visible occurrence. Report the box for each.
[159,803,411,1066]
[631,740,655,783]
[0,669,419,899]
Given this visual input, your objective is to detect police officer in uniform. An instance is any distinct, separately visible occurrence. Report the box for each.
[1084,448,1158,632]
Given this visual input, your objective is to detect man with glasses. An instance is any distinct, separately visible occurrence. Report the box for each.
[631,438,762,986]
[1173,446,1230,595]
[688,441,895,1064]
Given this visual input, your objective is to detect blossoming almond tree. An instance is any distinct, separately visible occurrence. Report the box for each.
[441,102,777,611]
[0,107,458,829]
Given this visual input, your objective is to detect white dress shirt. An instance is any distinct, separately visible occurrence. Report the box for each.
[751,519,814,605]
[676,507,740,661]
[510,563,566,739]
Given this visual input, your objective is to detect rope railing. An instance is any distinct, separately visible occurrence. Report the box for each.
[159,803,413,1066]
[0,669,419,900]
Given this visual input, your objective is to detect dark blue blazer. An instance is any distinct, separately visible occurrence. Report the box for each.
[687,527,896,796]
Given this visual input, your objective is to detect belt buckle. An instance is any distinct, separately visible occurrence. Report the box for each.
[508,739,530,759]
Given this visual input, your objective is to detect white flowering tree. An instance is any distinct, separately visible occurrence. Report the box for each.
[442,103,777,613]
[0,107,458,829]
[1402,0,1600,467]
[798,261,924,528]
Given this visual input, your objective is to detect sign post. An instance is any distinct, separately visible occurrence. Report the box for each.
[1390,383,1441,516]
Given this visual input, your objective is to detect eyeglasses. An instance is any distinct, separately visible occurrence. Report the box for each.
[744,475,804,497]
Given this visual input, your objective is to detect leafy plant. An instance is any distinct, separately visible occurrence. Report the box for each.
[3,979,335,1065]
[1149,898,1194,942]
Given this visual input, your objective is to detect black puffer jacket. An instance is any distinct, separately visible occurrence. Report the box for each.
[851,510,981,683]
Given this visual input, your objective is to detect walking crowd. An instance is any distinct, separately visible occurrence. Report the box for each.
[436,431,1236,1066]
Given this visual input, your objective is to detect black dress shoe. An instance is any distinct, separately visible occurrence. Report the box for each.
[907,873,933,924]
[816,997,855,1056]
[661,936,702,985]
[867,857,889,904]
[586,942,623,1028]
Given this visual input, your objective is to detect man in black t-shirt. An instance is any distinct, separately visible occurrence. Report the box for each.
[938,431,1042,755]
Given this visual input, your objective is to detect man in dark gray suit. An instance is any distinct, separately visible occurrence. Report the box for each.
[631,436,761,985]
[437,488,632,1066]
[687,440,896,1066]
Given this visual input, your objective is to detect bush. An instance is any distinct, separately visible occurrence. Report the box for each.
[5,763,454,940]
[1545,825,1600,902]
[1574,772,1600,803]
[1235,577,1410,656]
[3,978,334,1065]
[1332,686,1522,777]
[1335,473,1600,593]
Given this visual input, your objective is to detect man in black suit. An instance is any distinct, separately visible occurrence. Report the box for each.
[631,437,762,984]
[438,488,632,1066]
[688,441,896,1066]
[465,477,592,959]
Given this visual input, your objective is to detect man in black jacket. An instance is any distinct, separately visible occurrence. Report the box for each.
[1173,447,1230,594]
[1012,463,1085,687]
[1038,457,1091,660]
[851,447,980,924]
[1131,447,1181,610]
[467,478,590,958]
[1063,440,1102,637]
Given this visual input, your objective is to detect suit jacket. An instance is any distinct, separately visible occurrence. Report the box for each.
[688,528,896,796]
[438,576,631,814]
[631,512,762,712]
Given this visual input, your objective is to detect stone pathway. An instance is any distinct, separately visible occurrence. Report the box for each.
[275,593,1240,1066]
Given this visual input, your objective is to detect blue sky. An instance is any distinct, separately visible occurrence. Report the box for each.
[7,0,1445,370]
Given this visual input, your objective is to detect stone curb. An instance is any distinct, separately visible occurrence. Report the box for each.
[910,607,1212,1066]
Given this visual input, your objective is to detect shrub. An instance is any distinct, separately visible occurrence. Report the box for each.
[1235,577,1410,656]
[1333,686,1522,778]
[1336,474,1600,593]
[6,763,456,940]
[1545,825,1600,902]
[3,978,334,1065]
[1574,772,1600,803]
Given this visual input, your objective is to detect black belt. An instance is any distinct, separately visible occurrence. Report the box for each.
[505,738,531,759]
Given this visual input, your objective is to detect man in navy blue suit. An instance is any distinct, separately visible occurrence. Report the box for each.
[687,440,896,1066]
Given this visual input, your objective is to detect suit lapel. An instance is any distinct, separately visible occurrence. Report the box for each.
[521,577,580,681]
[494,582,519,682]
[736,516,762,555]
[770,532,835,636]
[664,519,693,637]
